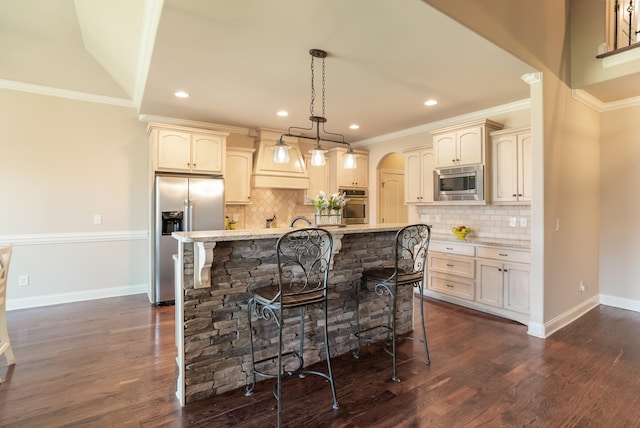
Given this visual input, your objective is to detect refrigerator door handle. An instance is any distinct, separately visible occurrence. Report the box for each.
[187,200,194,232]
[183,199,190,232]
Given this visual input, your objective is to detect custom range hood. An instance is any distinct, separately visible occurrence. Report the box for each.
[252,128,309,189]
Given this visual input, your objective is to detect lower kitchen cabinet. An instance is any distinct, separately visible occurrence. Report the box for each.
[425,240,531,323]
[476,259,530,314]
[427,241,476,301]
[476,246,530,315]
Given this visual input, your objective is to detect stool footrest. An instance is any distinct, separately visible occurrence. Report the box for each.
[252,350,304,380]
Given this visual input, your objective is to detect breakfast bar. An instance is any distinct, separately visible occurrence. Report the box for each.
[171,223,416,406]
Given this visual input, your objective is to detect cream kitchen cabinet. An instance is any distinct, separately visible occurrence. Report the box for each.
[431,119,502,168]
[490,127,532,203]
[403,147,434,204]
[327,148,369,191]
[150,124,227,174]
[427,241,476,301]
[225,148,254,204]
[476,246,530,315]
[301,154,329,203]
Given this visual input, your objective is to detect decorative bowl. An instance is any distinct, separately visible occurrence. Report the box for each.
[452,227,470,240]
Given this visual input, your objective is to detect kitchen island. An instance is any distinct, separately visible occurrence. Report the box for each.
[171,223,415,406]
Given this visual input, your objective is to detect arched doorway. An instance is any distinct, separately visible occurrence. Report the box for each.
[378,153,407,223]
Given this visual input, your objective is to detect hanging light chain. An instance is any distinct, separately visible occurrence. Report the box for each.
[321,55,326,118]
[310,54,316,117]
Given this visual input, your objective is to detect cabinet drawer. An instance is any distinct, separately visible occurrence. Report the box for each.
[430,241,476,257]
[429,273,474,300]
[428,253,475,279]
[477,246,530,264]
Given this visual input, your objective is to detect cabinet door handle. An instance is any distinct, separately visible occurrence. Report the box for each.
[499,253,508,256]
[446,284,454,288]
[446,263,454,267]
[446,247,454,250]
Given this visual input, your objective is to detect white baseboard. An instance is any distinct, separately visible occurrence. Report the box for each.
[600,294,640,312]
[531,295,600,338]
[7,284,150,311]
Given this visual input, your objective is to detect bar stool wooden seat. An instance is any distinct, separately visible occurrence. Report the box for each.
[0,244,15,367]
[354,224,431,381]
[245,227,338,427]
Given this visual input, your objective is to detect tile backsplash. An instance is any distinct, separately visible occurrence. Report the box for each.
[225,188,315,229]
[226,188,530,241]
[414,204,531,240]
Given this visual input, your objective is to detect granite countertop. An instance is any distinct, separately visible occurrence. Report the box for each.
[171,223,409,243]
[172,224,530,249]
[430,233,531,249]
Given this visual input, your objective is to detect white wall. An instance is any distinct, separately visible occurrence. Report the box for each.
[0,89,149,309]
[600,105,640,309]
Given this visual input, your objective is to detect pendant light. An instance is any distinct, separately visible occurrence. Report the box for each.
[273,49,357,169]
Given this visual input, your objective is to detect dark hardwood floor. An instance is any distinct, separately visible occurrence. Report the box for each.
[1,294,640,427]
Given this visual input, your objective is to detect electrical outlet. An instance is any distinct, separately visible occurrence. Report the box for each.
[520,217,527,228]
[555,218,560,232]
[420,214,430,222]
[93,214,102,225]
[435,215,440,223]
[19,275,29,287]
[509,217,517,227]
[579,280,585,292]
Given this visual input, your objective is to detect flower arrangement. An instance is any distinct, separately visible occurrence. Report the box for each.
[306,191,349,213]
[306,191,330,212]
[328,192,348,211]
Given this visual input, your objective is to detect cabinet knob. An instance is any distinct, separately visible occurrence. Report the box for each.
[518,193,523,197]
[512,194,517,197]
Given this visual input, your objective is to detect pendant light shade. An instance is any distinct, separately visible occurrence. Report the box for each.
[343,147,357,169]
[272,138,290,164]
[310,143,327,166]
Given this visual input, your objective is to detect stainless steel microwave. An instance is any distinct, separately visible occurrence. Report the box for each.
[433,164,484,202]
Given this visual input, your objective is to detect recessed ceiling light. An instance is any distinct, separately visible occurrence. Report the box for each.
[424,99,438,106]
[349,124,359,129]
[175,91,190,98]
[277,110,289,117]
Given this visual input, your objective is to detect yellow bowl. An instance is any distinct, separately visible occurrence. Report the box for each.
[452,228,470,239]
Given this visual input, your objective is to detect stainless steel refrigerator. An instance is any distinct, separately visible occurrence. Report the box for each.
[154,174,224,305]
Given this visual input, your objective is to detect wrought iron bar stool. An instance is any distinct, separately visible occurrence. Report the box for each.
[354,224,431,381]
[245,227,338,427]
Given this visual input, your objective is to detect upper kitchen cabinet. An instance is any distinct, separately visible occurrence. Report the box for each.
[403,146,434,204]
[326,148,369,191]
[149,124,228,174]
[431,119,502,168]
[490,127,532,204]
[225,147,254,204]
[301,154,329,202]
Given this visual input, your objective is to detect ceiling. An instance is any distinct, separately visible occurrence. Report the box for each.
[0,0,618,145]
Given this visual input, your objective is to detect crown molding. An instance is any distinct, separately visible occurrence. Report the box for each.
[572,89,640,112]
[138,114,251,135]
[354,98,531,147]
[0,79,135,108]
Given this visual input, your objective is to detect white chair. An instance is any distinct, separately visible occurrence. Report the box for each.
[0,244,15,366]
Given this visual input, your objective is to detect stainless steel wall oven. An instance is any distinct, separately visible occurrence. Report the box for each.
[340,188,368,224]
